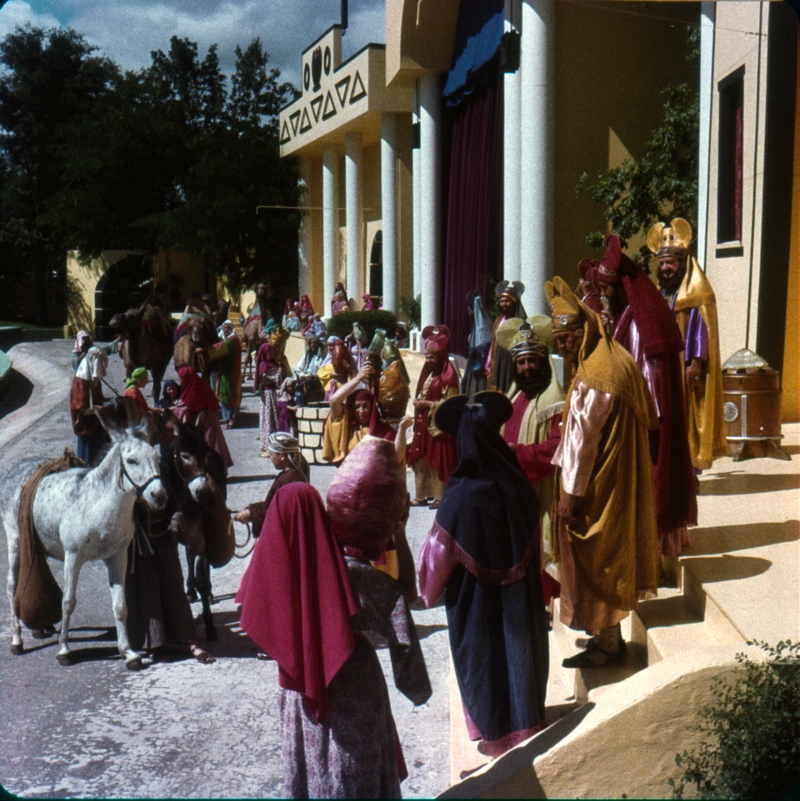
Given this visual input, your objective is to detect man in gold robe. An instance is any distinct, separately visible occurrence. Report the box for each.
[546,276,660,667]
[650,218,727,471]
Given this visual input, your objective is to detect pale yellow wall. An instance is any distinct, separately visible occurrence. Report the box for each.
[782,42,800,423]
[552,1,698,296]
[704,1,770,365]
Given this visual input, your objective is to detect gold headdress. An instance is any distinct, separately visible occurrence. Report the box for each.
[647,218,693,258]
[496,315,552,359]
[544,277,584,332]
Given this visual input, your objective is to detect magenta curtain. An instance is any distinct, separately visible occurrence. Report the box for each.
[442,80,503,357]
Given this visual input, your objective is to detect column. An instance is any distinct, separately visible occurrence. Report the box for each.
[697,2,715,267]
[419,72,442,331]
[322,144,339,318]
[412,92,422,304]
[297,156,314,304]
[519,0,555,315]
[345,132,363,303]
[504,7,522,283]
[381,113,399,313]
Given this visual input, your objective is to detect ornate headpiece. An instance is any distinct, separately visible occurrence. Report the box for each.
[422,325,450,354]
[544,278,584,332]
[647,218,693,258]
[495,280,525,302]
[496,316,551,360]
[269,325,289,348]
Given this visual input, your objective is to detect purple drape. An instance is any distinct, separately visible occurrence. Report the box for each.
[442,80,503,357]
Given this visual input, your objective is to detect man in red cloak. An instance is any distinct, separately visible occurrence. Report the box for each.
[595,234,697,559]
[407,325,459,509]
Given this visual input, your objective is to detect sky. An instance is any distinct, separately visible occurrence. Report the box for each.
[0,0,386,88]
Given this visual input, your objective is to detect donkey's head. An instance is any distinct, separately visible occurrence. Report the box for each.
[165,410,211,503]
[97,411,167,510]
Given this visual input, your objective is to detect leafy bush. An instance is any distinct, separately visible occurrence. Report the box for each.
[326,310,398,343]
[398,294,421,331]
[669,640,800,799]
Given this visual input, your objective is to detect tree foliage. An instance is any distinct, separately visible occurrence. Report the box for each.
[576,26,700,266]
[0,24,302,322]
[669,640,800,800]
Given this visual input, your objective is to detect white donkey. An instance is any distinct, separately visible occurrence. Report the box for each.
[1,412,166,669]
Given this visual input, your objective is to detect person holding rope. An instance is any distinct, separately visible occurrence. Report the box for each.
[234,433,310,537]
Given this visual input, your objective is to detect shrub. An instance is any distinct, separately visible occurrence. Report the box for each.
[669,639,800,799]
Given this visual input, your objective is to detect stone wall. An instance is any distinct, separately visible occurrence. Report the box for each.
[296,403,330,465]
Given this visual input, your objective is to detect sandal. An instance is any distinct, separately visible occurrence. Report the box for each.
[562,639,627,668]
[410,498,429,507]
[429,500,440,510]
[190,645,216,664]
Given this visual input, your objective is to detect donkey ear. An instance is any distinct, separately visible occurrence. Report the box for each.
[165,408,182,435]
[195,409,207,430]
[133,412,157,445]
[95,405,126,443]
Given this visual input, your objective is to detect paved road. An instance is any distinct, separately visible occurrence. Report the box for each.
[0,340,450,799]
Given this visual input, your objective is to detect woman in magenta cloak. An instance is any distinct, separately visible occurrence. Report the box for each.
[174,366,233,469]
[418,391,550,758]
[235,481,408,798]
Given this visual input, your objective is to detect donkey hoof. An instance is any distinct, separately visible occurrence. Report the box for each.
[57,653,73,666]
[32,626,55,640]
[11,643,24,656]
[125,656,144,671]
[186,591,198,603]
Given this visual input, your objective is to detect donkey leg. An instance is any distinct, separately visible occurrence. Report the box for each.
[6,535,23,655]
[57,550,85,664]
[104,548,142,670]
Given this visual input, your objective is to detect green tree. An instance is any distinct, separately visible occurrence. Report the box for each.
[576,26,700,266]
[0,25,119,323]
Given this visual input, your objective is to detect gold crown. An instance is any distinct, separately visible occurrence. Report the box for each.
[647,218,693,255]
[496,315,552,357]
[544,277,584,331]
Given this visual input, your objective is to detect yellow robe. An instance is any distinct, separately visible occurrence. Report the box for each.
[553,308,660,629]
[672,257,727,470]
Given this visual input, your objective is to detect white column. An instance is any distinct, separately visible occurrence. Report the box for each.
[297,156,313,303]
[345,132,363,303]
[419,72,442,331]
[519,0,555,315]
[322,144,339,318]
[381,113,399,313]
[412,94,422,305]
[504,17,522,283]
[697,2,715,268]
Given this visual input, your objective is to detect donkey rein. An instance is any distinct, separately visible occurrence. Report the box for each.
[233,520,256,559]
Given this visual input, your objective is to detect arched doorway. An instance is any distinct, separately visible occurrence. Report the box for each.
[94,253,153,340]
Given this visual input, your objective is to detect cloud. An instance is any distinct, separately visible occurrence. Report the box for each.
[0,0,63,42]
[0,0,385,88]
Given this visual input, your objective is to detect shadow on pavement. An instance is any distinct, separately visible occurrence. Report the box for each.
[0,369,34,419]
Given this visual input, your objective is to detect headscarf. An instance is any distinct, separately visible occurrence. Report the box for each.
[326,436,407,560]
[432,392,540,580]
[362,293,376,311]
[255,340,279,393]
[75,346,108,382]
[73,330,92,354]
[125,366,148,389]
[177,366,220,414]
[268,431,311,482]
[235,483,357,722]
[346,389,395,441]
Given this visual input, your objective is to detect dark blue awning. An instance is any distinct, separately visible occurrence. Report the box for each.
[443,0,504,108]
